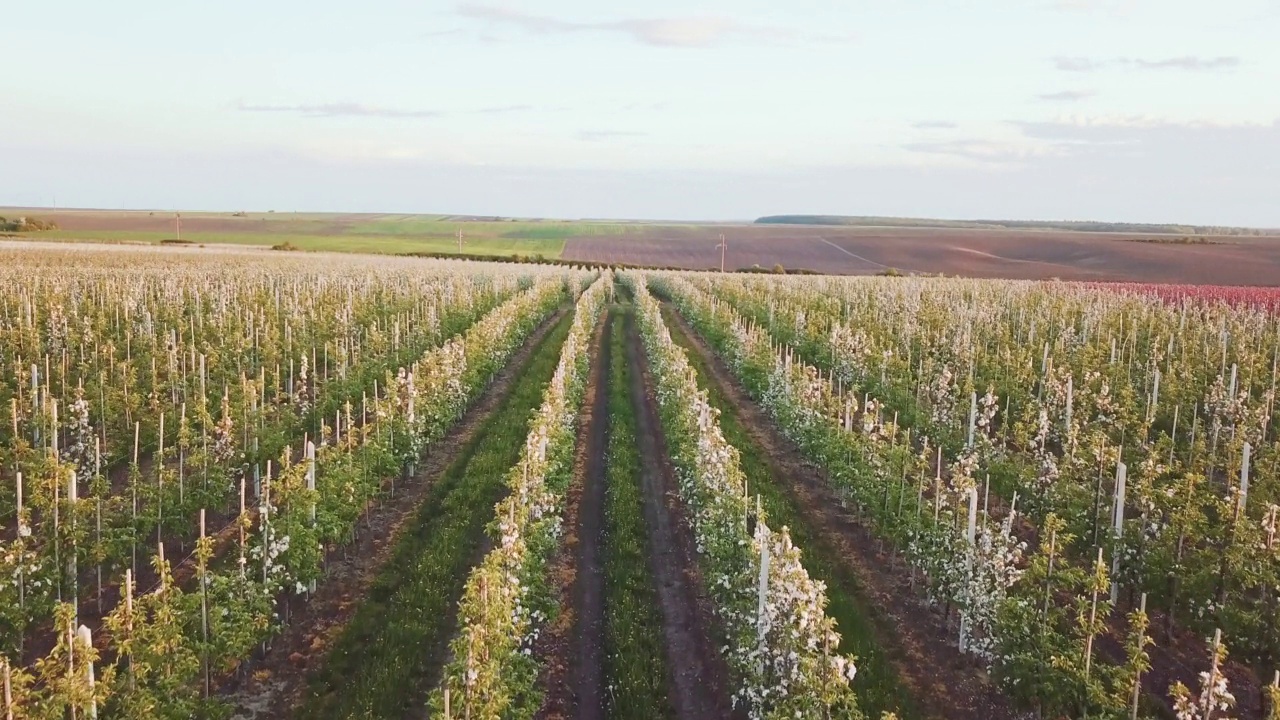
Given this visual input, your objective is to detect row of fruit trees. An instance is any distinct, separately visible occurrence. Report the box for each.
[0,246,588,717]
[659,272,1280,719]
[628,274,863,720]
[429,271,611,718]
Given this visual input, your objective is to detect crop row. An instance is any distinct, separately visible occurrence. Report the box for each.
[429,272,610,717]
[666,272,1280,718]
[627,274,862,719]
[1,262,583,718]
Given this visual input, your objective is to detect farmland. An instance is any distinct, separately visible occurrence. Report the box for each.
[0,208,634,258]
[5,241,1280,719]
[7,208,1280,285]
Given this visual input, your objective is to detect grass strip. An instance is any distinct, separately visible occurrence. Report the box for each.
[660,306,919,720]
[300,312,575,719]
[601,305,675,720]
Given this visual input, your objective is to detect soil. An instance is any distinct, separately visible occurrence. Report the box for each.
[624,312,739,720]
[536,312,612,720]
[220,306,570,719]
[561,226,1280,285]
[661,303,1027,720]
[1096,604,1266,719]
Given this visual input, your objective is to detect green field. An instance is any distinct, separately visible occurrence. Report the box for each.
[5,210,661,258]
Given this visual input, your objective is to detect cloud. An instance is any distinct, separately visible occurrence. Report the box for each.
[455,4,853,47]
[1011,116,1278,143]
[475,104,535,114]
[1053,56,1103,72]
[236,101,542,120]
[912,121,958,129]
[422,28,466,39]
[622,101,670,111]
[1052,55,1241,72]
[237,101,442,119]
[902,139,1053,165]
[1048,0,1135,13]
[1131,56,1240,70]
[1037,90,1096,101]
[577,130,647,141]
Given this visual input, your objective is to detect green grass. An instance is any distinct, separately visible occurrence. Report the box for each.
[660,307,920,720]
[7,210,695,258]
[18,215,659,258]
[299,312,574,719]
[602,304,675,720]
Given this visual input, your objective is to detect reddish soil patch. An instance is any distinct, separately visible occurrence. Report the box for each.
[624,312,738,720]
[219,307,569,719]
[537,312,611,720]
[563,226,1280,285]
[661,304,1023,720]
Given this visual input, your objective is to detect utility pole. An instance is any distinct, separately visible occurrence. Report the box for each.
[717,234,727,272]
[176,213,182,241]
[457,227,463,254]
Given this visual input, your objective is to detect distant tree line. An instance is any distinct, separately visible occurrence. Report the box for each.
[755,215,1274,236]
[1119,235,1222,245]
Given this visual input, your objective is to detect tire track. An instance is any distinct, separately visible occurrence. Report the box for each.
[623,313,737,720]
[538,311,612,720]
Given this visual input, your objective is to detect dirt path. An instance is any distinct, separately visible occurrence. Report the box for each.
[623,312,737,720]
[661,303,1024,720]
[537,311,611,719]
[222,307,570,719]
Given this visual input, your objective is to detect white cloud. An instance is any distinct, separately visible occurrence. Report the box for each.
[1037,90,1097,101]
[455,4,854,47]
[1131,56,1240,70]
[577,130,647,142]
[902,139,1059,165]
[1047,0,1135,12]
[1052,55,1241,72]
[236,101,540,120]
[237,101,442,119]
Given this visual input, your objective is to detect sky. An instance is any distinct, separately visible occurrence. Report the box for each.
[2,0,1278,225]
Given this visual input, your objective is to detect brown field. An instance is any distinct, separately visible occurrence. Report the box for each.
[563,225,1280,285]
[8,208,1280,285]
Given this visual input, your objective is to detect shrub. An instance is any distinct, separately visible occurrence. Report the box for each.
[0,216,58,232]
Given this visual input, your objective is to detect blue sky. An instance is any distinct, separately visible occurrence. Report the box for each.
[2,0,1278,224]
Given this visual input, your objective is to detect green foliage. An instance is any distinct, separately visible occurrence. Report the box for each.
[103,554,205,720]
[661,306,916,720]
[28,603,115,720]
[304,314,573,719]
